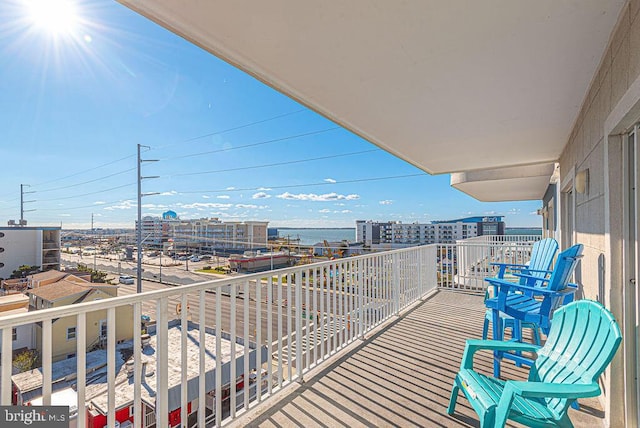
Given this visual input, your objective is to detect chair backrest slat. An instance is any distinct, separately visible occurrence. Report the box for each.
[531,300,622,417]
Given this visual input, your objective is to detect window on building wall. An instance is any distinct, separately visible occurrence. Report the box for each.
[12,328,17,341]
[67,326,76,340]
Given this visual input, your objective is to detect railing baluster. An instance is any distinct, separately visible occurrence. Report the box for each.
[133,303,141,428]
[180,293,188,428]
[267,277,273,395]
[76,313,86,428]
[215,287,222,427]
[304,267,310,371]
[256,276,262,400]
[107,307,116,428]
[230,283,237,418]
[1,327,12,405]
[42,319,52,406]
[243,279,250,410]
[198,290,206,428]
[156,298,168,428]
[286,273,292,382]
[295,269,302,383]
[277,275,283,387]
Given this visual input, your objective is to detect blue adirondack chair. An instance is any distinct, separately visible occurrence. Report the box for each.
[485,244,583,377]
[482,238,559,345]
[447,299,622,427]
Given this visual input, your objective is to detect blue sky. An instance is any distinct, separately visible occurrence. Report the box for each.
[0,0,542,229]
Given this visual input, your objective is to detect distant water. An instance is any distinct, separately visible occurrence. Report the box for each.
[277,228,355,245]
[505,228,542,236]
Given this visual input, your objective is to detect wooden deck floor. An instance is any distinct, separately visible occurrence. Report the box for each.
[234,291,605,428]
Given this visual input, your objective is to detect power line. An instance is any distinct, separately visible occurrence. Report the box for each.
[32,154,137,187]
[154,108,308,149]
[170,149,378,178]
[157,126,341,161]
[36,183,135,202]
[34,167,136,194]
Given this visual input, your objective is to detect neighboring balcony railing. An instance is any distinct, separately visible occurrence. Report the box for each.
[0,244,438,428]
[436,235,540,292]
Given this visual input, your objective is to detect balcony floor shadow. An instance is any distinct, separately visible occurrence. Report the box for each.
[236,291,605,428]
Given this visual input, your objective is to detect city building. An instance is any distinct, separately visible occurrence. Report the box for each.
[26,275,132,362]
[355,216,505,247]
[0,225,61,279]
[135,213,269,253]
[134,216,164,247]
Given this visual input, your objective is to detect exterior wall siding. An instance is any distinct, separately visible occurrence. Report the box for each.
[558,1,640,425]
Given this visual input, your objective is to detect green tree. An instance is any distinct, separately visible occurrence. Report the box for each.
[9,265,40,279]
[13,349,39,373]
[75,263,110,283]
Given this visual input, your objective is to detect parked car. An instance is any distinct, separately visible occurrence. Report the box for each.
[119,275,134,285]
[199,255,212,260]
[189,256,200,262]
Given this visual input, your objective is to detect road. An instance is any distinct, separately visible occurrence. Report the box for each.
[61,254,355,370]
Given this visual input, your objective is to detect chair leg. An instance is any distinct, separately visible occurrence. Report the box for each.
[532,326,541,346]
[482,316,489,340]
[447,381,460,415]
[492,309,502,378]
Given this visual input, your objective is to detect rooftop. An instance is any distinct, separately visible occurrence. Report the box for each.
[13,321,266,416]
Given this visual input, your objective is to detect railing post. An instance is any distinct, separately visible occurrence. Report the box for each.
[393,253,400,316]
[295,269,304,384]
[357,258,364,340]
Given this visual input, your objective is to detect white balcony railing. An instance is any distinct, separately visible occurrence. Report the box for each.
[0,237,536,427]
[436,235,541,292]
[0,244,441,428]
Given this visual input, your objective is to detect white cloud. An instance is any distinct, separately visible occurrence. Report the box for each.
[217,195,231,199]
[340,209,352,213]
[236,204,258,209]
[324,178,337,183]
[276,192,360,202]
[257,187,272,191]
[93,201,106,205]
[318,209,331,213]
[60,213,71,217]
[160,190,178,196]
[252,192,271,199]
[530,211,539,215]
[104,200,136,211]
[379,200,393,205]
[177,202,232,209]
[202,195,210,199]
[226,186,236,190]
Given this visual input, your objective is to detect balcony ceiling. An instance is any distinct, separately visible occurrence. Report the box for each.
[119,0,624,199]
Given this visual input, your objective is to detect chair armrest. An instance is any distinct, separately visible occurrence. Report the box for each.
[461,339,539,370]
[506,380,601,399]
[489,262,529,269]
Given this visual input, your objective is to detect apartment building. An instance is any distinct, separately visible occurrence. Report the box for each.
[0,225,61,279]
[356,216,504,247]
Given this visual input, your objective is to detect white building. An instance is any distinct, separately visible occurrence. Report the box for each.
[0,226,61,279]
[169,218,268,252]
[356,216,503,247]
[134,216,164,247]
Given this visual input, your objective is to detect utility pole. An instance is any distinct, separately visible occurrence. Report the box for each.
[137,144,159,293]
[92,213,97,271]
[20,184,36,225]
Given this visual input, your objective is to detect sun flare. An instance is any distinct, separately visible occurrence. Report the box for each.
[25,0,79,35]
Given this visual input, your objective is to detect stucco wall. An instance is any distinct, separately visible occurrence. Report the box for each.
[558,1,640,426]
